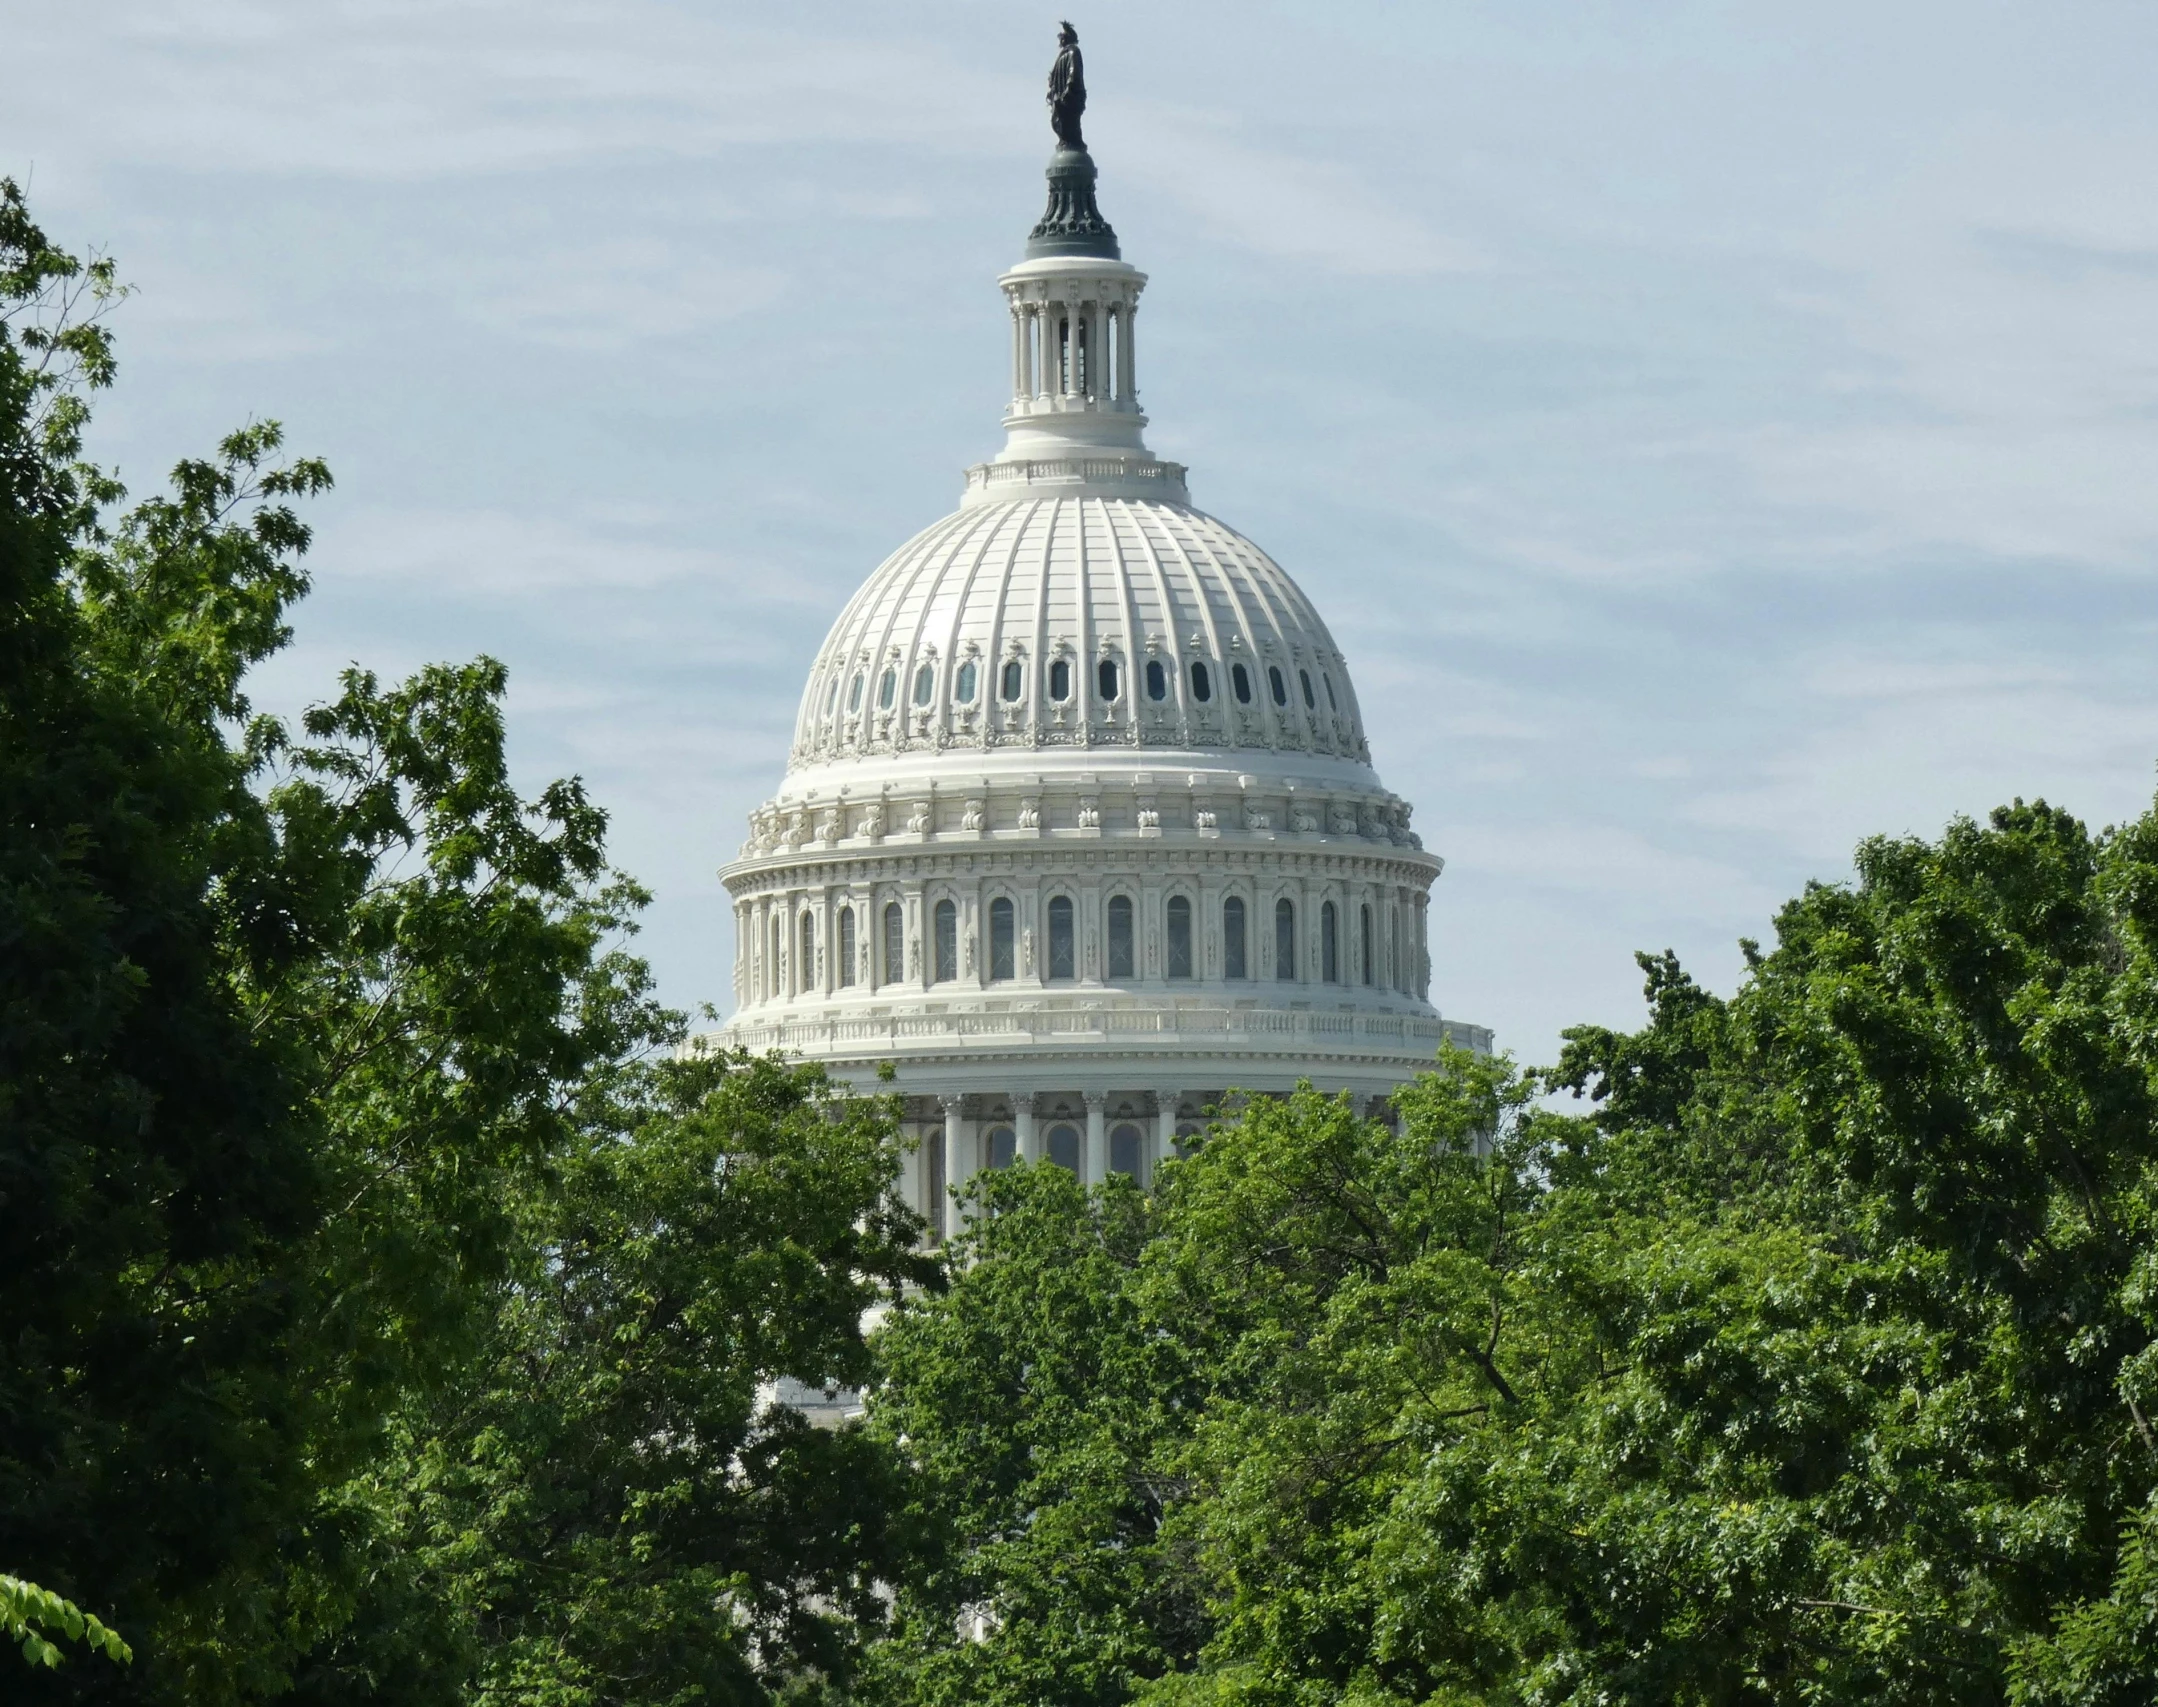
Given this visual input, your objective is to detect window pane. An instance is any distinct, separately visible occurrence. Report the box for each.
[1268,665,1287,706]
[1275,898,1296,980]
[848,673,863,711]
[1361,904,1375,985]
[878,668,895,709]
[956,660,977,703]
[1002,660,1024,701]
[1300,669,1315,708]
[1167,895,1193,979]
[1107,894,1135,980]
[988,1126,1017,1169]
[1223,896,1247,980]
[1048,895,1075,981]
[837,906,855,987]
[934,899,958,983]
[1232,663,1252,704]
[1322,900,1338,983]
[913,664,935,706]
[825,677,839,713]
[1110,1123,1144,1178]
[1097,657,1119,700]
[1190,661,1211,702]
[1146,659,1166,700]
[1048,1124,1081,1172]
[1324,673,1338,711]
[883,902,904,984]
[990,897,1015,982]
[1049,658,1071,701]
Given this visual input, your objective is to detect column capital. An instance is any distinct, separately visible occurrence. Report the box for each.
[1082,1090,1108,1112]
[1011,1090,1036,1113]
[939,1092,966,1116]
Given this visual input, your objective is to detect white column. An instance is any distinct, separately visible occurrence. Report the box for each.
[1015,1091,1039,1164]
[1156,1089,1182,1169]
[1010,302,1027,402]
[1083,1092,1107,1188]
[941,1094,967,1239]
[1121,301,1137,401]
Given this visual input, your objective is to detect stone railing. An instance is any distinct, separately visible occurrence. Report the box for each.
[711,1003,1490,1062]
[963,456,1190,496]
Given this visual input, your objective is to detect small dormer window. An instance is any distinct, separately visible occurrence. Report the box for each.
[1299,669,1316,708]
[955,660,978,704]
[1190,661,1212,702]
[1001,660,1024,701]
[848,673,864,712]
[1232,663,1253,704]
[825,677,840,714]
[1146,659,1167,700]
[913,664,935,707]
[1049,658,1072,701]
[1324,673,1338,711]
[878,668,896,710]
[1097,658,1120,700]
[1268,665,1287,706]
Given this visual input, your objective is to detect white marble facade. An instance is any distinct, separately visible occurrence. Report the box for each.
[708,132,1489,1237]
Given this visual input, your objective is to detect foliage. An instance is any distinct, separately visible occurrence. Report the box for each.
[299,1053,938,1707]
[868,790,2158,1703]
[3,1576,131,1670]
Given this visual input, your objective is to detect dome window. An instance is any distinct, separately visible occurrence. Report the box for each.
[1323,673,1338,712]
[955,660,978,704]
[1166,895,1193,979]
[1047,1124,1081,1173]
[988,1126,1018,1169]
[837,906,856,987]
[1321,900,1340,984]
[1361,904,1375,986]
[1275,898,1297,980]
[989,897,1016,982]
[1049,658,1072,701]
[825,677,840,714]
[1232,663,1253,704]
[1299,669,1316,708]
[848,673,864,713]
[878,668,896,711]
[1097,658,1120,700]
[1107,894,1135,979]
[933,899,958,984]
[1190,661,1212,703]
[913,664,935,707]
[881,902,904,985]
[1110,1123,1144,1178]
[1145,659,1167,701]
[1047,894,1075,981]
[1223,896,1247,980]
[1001,660,1024,701]
[1268,665,1288,707]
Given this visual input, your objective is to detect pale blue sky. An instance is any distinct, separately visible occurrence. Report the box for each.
[12,2,2158,1063]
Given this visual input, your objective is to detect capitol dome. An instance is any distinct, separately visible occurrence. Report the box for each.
[712,50,1487,1236]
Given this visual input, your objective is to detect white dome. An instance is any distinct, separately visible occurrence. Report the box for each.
[789,494,1373,785]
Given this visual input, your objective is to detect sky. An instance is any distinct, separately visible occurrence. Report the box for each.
[8,1,2158,1066]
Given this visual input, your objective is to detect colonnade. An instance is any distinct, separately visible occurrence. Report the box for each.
[1008,293,1137,405]
[922,1087,1190,1239]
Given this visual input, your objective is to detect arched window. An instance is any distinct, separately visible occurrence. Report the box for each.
[1047,1123,1081,1172]
[987,1126,1018,1169]
[955,660,978,704]
[1166,895,1193,980]
[1001,659,1024,701]
[848,673,864,712]
[913,664,935,707]
[925,1136,945,1239]
[1391,910,1404,992]
[989,897,1015,982]
[1047,894,1075,981]
[1231,662,1253,704]
[1299,669,1316,708]
[1097,657,1120,700]
[1360,903,1375,986]
[1323,673,1338,711]
[799,911,816,989]
[933,899,958,984]
[878,667,896,710]
[882,901,904,985]
[1107,894,1135,980]
[1146,659,1167,700]
[1275,898,1296,980]
[1049,658,1072,701]
[1190,661,1212,703]
[1223,896,1247,980]
[770,914,784,997]
[1110,1123,1144,1179]
[837,906,856,987]
[1268,665,1287,706]
[1321,900,1340,984]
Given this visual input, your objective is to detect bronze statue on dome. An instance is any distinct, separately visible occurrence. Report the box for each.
[1048,22,1086,150]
